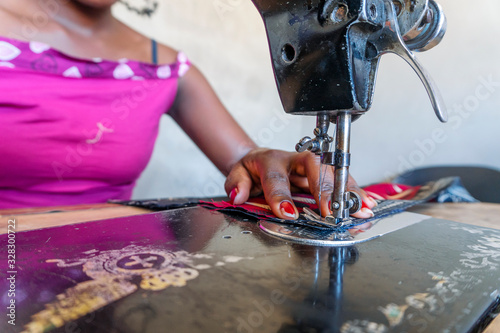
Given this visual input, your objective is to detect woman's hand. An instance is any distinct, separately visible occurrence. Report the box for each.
[224,148,377,220]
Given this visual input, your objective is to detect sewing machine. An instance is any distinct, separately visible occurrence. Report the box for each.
[251,0,447,226]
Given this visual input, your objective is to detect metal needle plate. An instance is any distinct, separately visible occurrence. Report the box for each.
[259,212,431,246]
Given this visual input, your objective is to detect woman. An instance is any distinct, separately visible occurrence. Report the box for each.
[0,0,376,218]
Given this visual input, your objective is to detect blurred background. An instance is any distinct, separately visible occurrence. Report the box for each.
[111,0,500,200]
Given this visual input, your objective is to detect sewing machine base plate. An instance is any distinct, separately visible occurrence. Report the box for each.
[259,211,430,246]
[1,206,499,333]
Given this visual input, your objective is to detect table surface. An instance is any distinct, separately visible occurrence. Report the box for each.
[1,202,499,332]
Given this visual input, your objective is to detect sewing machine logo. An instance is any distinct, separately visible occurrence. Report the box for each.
[22,245,253,333]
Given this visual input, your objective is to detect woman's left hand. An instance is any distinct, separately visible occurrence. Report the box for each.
[224,148,377,220]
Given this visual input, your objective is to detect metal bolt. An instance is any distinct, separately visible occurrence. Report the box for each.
[334,4,348,22]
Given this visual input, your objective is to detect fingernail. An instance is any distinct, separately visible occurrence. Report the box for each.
[230,188,238,204]
[368,197,378,207]
[280,201,297,219]
[360,208,374,218]
[361,200,369,210]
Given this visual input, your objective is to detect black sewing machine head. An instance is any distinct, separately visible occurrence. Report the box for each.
[252,0,447,120]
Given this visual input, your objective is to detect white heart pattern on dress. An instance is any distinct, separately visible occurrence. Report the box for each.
[177,52,188,64]
[29,41,51,54]
[113,63,135,80]
[0,62,15,68]
[156,65,171,79]
[63,66,82,78]
[0,42,21,61]
[176,52,190,77]
[178,64,190,77]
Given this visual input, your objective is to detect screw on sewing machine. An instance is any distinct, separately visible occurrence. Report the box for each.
[319,0,350,26]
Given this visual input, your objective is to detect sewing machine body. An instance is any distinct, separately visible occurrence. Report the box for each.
[251,0,446,115]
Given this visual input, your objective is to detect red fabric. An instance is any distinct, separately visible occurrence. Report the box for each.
[363,183,422,200]
[201,194,318,219]
[202,184,423,221]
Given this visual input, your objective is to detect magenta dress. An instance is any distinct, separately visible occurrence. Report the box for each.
[0,36,190,208]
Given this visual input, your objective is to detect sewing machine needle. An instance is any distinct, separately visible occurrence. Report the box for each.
[318,163,329,219]
[319,162,323,218]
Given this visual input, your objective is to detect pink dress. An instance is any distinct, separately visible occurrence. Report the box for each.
[0,36,190,208]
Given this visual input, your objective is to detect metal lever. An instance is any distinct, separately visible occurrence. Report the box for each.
[366,0,448,122]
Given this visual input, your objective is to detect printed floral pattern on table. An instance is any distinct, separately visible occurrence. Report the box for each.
[22,245,254,333]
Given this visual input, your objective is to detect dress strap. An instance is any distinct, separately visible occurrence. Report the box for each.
[151,39,158,65]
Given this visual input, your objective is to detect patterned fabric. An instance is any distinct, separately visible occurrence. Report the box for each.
[364,177,478,203]
[0,37,189,80]
[199,196,417,232]
[0,36,190,208]
[199,177,477,231]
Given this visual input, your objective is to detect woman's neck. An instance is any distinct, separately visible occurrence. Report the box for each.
[0,0,116,38]
[51,1,116,37]
[0,0,152,62]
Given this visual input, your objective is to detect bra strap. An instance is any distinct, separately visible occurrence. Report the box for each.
[151,39,158,65]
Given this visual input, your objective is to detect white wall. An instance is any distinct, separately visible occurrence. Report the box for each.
[112,0,500,200]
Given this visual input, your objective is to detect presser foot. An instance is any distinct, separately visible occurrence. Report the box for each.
[302,207,346,228]
[328,191,362,225]
[301,191,361,229]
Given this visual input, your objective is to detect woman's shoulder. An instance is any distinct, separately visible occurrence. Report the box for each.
[156,42,182,65]
[117,20,180,66]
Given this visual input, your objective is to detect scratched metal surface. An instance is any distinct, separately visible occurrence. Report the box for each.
[0,207,499,333]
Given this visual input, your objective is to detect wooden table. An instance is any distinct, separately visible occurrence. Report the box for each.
[1,202,499,332]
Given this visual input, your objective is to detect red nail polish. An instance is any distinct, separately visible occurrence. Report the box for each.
[280,201,296,218]
[361,200,369,209]
[230,188,238,204]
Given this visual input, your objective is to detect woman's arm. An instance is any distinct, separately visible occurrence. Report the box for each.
[169,65,257,176]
